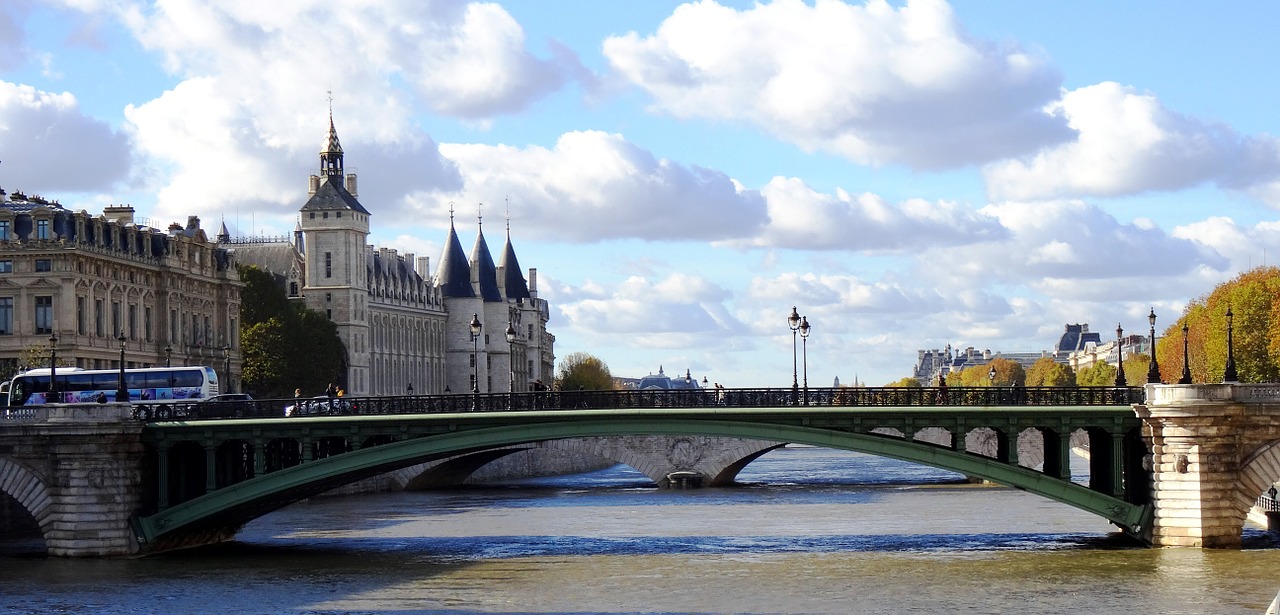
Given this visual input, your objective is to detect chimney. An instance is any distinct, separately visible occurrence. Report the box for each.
[346,173,358,196]
[529,267,538,299]
[416,256,430,279]
[308,175,320,195]
[103,205,135,225]
[186,216,200,232]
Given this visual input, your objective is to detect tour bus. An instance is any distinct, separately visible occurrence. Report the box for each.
[4,366,220,406]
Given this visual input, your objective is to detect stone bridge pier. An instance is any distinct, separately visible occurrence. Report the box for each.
[0,404,145,557]
[1137,384,1280,547]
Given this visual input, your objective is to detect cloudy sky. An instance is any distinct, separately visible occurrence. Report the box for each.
[3,0,1279,388]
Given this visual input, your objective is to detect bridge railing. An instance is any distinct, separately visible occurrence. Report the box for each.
[120,385,1145,422]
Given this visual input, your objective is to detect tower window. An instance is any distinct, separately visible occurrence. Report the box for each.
[325,253,332,277]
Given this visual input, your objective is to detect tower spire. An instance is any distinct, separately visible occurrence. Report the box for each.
[320,96,344,178]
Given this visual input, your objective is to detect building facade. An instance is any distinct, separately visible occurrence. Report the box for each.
[0,189,243,389]
[233,115,554,396]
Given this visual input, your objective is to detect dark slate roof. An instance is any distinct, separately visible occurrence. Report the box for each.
[301,175,370,215]
[435,222,474,297]
[471,226,502,302]
[1054,324,1102,355]
[499,232,530,301]
[233,243,302,278]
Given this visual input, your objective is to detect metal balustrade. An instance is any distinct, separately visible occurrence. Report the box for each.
[122,385,1146,422]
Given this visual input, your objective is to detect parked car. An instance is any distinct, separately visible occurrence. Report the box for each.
[198,393,256,417]
[285,396,351,416]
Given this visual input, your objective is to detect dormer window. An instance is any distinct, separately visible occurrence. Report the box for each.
[36,219,49,240]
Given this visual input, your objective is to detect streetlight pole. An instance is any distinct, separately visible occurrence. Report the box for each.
[1114,324,1127,387]
[164,343,172,368]
[1224,305,1238,382]
[506,322,517,410]
[988,365,996,386]
[48,333,58,402]
[407,382,414,396]
[788,306,801,404]
[799,316,811,406]
[469,313,482,395]
[222,343,231,393]
[1147,308,1161,384]
[1179,321,1192,384]
[115,333,128,402]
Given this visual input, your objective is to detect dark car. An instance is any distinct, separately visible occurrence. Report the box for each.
[199,393,256,417]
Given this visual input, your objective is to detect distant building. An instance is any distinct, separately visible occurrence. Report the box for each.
[230,113,554,395]
[0,188,243,387]
[914,322,1150,384]
[615,366,704,390]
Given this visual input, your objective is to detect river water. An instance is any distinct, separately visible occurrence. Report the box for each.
[2,446,1279,614]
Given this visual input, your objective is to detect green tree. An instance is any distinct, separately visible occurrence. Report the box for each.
[1025,356,1075,387]
[885,376,921,387]
[555,352,614,390]
[1123,352,1151,387]
[238,264,346,397]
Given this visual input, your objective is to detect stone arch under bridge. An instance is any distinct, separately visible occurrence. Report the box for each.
[0,458,54,549]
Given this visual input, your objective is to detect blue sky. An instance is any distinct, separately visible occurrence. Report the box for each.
[3,0,1279,388]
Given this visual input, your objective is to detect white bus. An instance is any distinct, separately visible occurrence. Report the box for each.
[5,366,220,406]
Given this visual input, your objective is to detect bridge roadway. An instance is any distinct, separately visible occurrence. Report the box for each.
[125,386,1151,554]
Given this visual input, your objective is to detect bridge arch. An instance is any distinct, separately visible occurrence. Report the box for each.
[1237,440,1280,519]
[133,418,1149,553]
[0,458,54,548]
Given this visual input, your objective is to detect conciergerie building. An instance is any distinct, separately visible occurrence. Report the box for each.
[231,114,555,396]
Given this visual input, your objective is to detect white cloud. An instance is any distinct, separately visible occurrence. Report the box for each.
[0,80,131,192]
[735,176,1005,251]
[984,81,1280,203]
[427,130,768,242]
[1172,217,1280,272]
[603,0,1070,168]
[0,2,32,71]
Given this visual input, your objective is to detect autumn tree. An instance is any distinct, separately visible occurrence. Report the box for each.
[1076,361,1118,387]
[884,376,921,387]
[1025,356,1075,387]
[555,352,614,390]
[1154,266,1280,383]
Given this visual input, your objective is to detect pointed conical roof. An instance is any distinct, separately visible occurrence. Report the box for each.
[471,222,502,302]
[435,220,474,297]
[499,229,530,301]
[322,112,343,156]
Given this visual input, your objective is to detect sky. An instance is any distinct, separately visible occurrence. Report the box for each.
[3,0,1280,389]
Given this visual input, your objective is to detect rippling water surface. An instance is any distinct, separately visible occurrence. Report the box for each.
[2,446,1278,614]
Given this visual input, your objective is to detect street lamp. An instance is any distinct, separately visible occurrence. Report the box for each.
[1114,324,1127,387]
[799,316,811,405]
[988,365,996,386]
[1224,305,1238,382]
[164,343,172,368]
[222,343,231,393]
[1147,308,1161,384]
[407,382,414,396]
[469,313,482,394]
[1179,321,1192,384]
[48,333,58,402]
[506,322,517,409]
[115,333,128,402]
[788,306,801,403]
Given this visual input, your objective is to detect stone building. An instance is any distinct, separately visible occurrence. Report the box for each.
[0,188,243,388]
[232,114,554,396]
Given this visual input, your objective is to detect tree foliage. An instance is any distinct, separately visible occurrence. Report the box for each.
[1025,356,1075,387]
[1076,361,1117,387]
[555,352,614,390]
[1154,266,1280,383]
[951,357,1024,387]
[238,265,346,397]
[885,376,921,388]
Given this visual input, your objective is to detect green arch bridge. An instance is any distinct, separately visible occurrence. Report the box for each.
[129,386,1152,553]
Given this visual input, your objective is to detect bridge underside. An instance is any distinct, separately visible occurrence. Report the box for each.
[133,416,1152,554]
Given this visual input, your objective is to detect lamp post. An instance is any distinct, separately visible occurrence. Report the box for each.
[988,365,996,386]
[1179,321,1192,384]
[1147,308,1161,384]
[1224,305,1238,382]
[115,333,128,402]
[799,316,811,405]
[1114,324,1127,387]
[164,343,172,368]
[788,306,801,404]
[222,343,231,393]
[469,313,482,394]
[407,382,414,396]
[48,333,58,402]
[506,322,517,409]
